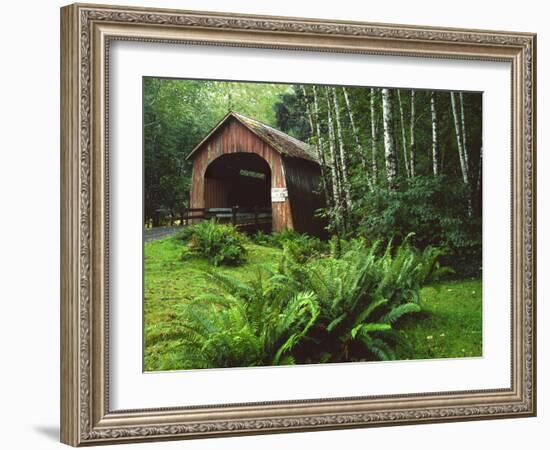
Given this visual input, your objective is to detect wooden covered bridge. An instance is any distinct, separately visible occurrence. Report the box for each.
[186,112,325,236]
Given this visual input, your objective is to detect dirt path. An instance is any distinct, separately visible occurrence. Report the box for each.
[144,226,183,242]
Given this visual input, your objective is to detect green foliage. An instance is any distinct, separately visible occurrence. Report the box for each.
[355,175,481,277]
[276,86,482,277]
[165,271,319,370]
[176,220,248,266]
[143,236,481,371]
[144,78,291,225]
[279,237,443,362]
[274,90,311,141]
[250,228,326,263]
[152,235,446,368]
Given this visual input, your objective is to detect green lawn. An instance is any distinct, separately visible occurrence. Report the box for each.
[394,278,482,360]
[144,237,482,371]
[144,237,282,370]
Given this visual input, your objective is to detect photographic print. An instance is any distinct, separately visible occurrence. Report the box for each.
[143,78,483,372]
[61,5,535,444]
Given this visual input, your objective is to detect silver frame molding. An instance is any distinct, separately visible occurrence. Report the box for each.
[60,3,536,446]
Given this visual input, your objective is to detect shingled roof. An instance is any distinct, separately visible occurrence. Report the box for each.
[186,111,318,163]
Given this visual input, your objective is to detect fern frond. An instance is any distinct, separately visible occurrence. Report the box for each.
[351,322,392,339]
[381,302,422,324]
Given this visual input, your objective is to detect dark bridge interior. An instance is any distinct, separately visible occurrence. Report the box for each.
[204,153,271,209]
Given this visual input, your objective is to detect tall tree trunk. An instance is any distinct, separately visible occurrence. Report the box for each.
[430,91,440,176]
[451,92,469,185]
[451,92,473,216]
[326,88,344,231]
[476,146,483,194]
[312,86,332,207]
[342,87,371,190]
[331,87,353,212]
[409,90,416,178]
[459,92,470,173]
[312,85,325,157]
[397,89,410,178]
[300,86,330,205]
[300,85,315,136]
[381,88,398,189]
[370,88,379,186]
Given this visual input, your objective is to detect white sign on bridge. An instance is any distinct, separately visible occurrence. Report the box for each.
[271,187,288,203]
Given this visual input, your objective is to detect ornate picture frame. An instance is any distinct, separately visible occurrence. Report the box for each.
[60,3,536,446]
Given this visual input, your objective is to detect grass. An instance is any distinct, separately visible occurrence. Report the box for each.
[144,236,482,371]
[394,278,482,360]
[144,237,281,370]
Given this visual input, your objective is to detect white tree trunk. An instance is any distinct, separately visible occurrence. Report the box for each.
[301,86,330,204]
[451,91,473,216]
[451,92,469,185]
[476,146,483,194]
[342,87,372,190]
[459,92,470,173]
[312,86,326,165]
[370,88,379,186]
[331,87,353,211]
[397,89,410,178]
[381,88,398,189]
[312,86,331,198]
[325,89,343,221]
[300,85,315,134]
[430,91,439,176]
[409,90,416,178]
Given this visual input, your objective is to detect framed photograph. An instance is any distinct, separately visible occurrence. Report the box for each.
[60,3,536,446]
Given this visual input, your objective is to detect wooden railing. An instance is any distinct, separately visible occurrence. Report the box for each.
[183,206,272,227]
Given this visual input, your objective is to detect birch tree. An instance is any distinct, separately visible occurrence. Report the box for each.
[381,88,398,189]
[312,86,332,205]
[342,87,371,190]
[370,88,379,186]
[300,85,315,137]
[325,88,344,230]
[459,92,470,173]
[300,85,330,205]
[476,146,483,194]
[430,91,440,176]
[409,90,416,178]
[331,87,353,212]
[397,89,410,178]
[451,91,473,216]
[451,92,469,185]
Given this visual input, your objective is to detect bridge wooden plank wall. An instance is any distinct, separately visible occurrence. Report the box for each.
[187,113,325,236]
[189,117,293,232]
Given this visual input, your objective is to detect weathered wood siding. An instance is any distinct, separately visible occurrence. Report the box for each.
[283,158,327,238]
[189,117,292,232]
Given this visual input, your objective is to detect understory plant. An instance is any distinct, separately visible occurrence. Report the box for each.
[251,228,326,262]
[175,220,247,266]
[279,236,449,362]
[168,234,448,369]
[164,271,319,370]
[355,176,481,277]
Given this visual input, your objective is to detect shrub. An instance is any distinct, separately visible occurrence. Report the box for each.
[279,237,448,362]
[175,220,247,266]
[168,236,447,368]
[354,175,481,278]
[251,228,326,262]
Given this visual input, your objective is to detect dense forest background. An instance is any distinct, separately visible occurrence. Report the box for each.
[143,78,482,276]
